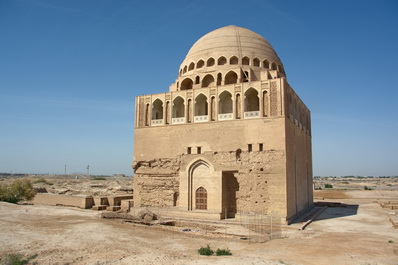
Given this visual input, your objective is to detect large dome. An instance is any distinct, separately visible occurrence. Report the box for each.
[180,25,283,71]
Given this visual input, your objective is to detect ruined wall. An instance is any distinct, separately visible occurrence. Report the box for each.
[133,158,180,207]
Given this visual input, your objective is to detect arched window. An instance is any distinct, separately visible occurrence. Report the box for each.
[195,76,200,84]
[218,91,233,114]
[225,71,238,85]
[263,60,270,69]
[271,62,277,70]
[180,78,193,90]
[179,69,182,76]
[218,56,227,65]
[207,58,215,67]
[230,56,238,65]
[188,62,195,71]
[195,187,207,210]
[172,97,185,118]
[242,56,250,65]
[152,99,163,120]
[244,88,259,112]
[197,60,204,69]
[183,65,187,73]
[253,58,260,67]
[217,73,222,86]
[194,94,208,116]
[201,74,214,88]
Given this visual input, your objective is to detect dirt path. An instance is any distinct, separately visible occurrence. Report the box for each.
[1,194,397,265]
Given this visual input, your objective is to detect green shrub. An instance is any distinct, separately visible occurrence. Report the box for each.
[324,184,333,188]
[33,178,53,185]
[1,253,37,265]
[92,177,106,180]
[0,179,37,203]
[215,248,232,256]
[198,245,214,256]
[364,186,373,190]
[388,240,394,243]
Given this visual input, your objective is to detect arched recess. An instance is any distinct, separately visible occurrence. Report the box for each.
[225,71,238,85]
[197,60,204,69]
[195,187,207,210]
[183,65,187,73]
[253,58,260,67]
[217,73,222,86]
[194,94,208,116]
[271,62,277,70]
[188,62,195,71]
[195,76,200,84]
[263,60,270,69]
[242,56,250,65]
[152,99,163,120]
[145,103,149,126]
[201,74,214,88]
[179,69,183,76]
[207,58,215,67]
[236,93,241,119]
[165,101,170,124]
[262,91,268,117]
[172,97,185,118]
[244,88,259,112]
[218,56,227,65]
[180,78,193,90]
[230,56,238,65]
[218,91,233,114]
[187,159,213,211]
[187,98,192,123]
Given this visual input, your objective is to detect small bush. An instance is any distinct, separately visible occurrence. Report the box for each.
[216,248,232,256]
[324,184,333,188]
[364,186,373,190]
[198,245,214,256]
[33,178,53,185]
[2,253,37,265]
[0,179,37,203]
[92,177,106,180]
[388,240,394,243]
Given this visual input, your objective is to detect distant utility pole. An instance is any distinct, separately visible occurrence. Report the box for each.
[64,164,67,176]
[87,165,90,177]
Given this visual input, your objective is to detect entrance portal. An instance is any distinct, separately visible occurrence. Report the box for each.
[222,171,239,218]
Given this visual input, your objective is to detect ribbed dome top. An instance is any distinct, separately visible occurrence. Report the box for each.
[180,25,283,68]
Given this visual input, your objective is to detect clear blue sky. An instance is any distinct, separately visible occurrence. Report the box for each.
[1,0,397,176]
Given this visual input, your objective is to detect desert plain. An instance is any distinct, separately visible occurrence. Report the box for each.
[0,175,397,265]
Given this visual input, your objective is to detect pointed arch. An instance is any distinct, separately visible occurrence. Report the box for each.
[188,62,195,71]
[263,60,269,69]
[180,78,193,90]
[207,57,215,67]
[230,56,238,65]
[244,88,259,112]
[242,56,250,65]
[196,60,204,69]
[225,71,238,85]
[194,94,208,116]
[218,91,233,114]
[172,96,185,118]
[218,56,227,65]
[271,62,277,70]
[253,58,260,67]
[152,99,163,120]
[201,74,215,88]
[183,65,187,73]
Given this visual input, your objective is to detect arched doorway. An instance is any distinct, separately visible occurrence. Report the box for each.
[195,187,207,210]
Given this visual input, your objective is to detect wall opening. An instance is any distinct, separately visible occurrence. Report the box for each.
[195,187,207,210]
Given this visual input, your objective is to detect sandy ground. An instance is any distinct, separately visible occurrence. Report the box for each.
[0,189,397,265]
